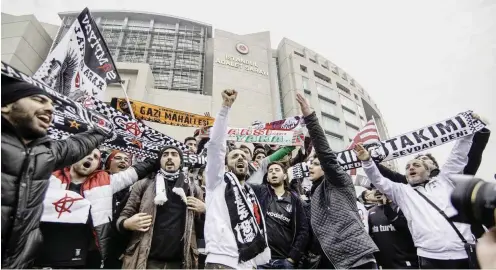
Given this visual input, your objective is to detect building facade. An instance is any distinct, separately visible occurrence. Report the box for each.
[1,10,395,171]
[1,13,58,75]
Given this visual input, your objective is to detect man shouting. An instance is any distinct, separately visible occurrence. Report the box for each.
[204,89,271,269]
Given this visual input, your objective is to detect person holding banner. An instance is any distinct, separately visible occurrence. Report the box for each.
[354,126,480,269]
[34,149,156,269]
[1,77,112,269]
[204,89,271,269]
[295,93,379,269]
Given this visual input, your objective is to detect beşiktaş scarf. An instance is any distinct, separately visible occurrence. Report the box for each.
[1,61,189,160]
[154,169,189,205]
[224,172,268,263]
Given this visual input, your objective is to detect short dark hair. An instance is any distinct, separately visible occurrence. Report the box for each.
[267,161,287,173]
[267,161,289,188]
[184,137,196,144]
[415,153,439,168]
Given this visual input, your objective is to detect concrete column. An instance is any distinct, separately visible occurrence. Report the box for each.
[168,22,180,89]
[143,19,154,60]
[114,17,128,60]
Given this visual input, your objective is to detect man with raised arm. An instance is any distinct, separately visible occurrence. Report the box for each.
[204,89,271,269]
[354,124,479,269]
[295,93,379,269]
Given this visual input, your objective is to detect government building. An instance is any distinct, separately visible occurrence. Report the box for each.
[1,10,396,175]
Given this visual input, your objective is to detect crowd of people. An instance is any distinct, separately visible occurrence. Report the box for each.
[1,77,495,270]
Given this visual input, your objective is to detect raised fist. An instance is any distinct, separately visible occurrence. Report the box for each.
[221,89,238,108]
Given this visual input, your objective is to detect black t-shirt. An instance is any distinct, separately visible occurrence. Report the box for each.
[266,191,293,259]
[149,180,187,262]
[368,204,417,269]
[35,182,94,268]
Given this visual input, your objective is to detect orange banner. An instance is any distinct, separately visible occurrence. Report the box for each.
[111,98,214,128]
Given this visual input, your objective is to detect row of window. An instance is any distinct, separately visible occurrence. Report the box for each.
[295,50,366,96]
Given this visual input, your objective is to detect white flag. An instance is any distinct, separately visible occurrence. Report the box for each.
[41,188,90,224]
[33,8,120,101]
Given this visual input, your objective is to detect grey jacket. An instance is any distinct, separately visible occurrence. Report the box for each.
[305,112,379,269]
[1,116,109,269]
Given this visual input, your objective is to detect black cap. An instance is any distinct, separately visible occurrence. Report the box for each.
[1,75,50,107]
[158,145,184,170]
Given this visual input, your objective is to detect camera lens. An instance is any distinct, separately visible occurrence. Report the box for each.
[451,178,496,228]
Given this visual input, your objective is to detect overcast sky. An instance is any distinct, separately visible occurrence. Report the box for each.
[2,0,495,180]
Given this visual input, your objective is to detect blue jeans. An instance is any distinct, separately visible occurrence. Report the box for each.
[258,259,294,269]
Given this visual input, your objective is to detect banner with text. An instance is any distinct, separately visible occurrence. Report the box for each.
[198,116,306,139]
[334,111,485,170]
[33,7,120,101]
[110,97,214,128]
[227,128,304,146]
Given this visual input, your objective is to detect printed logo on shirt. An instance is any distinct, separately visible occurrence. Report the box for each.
[267,211,290,223]
[285,204,292,213]
[72,248,82,261]
[371,224,396,233]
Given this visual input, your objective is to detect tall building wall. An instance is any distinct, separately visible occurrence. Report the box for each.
[1,13,54,75]
[55,11,212,94]
[208,29,276,127]
[277,38,390,151]
[1,10,394,172]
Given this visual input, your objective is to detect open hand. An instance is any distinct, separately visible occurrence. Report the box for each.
[123,213,152,232]
[296,93,313,117]
[222,89,238,108]
[354,143,370,161]
[187,196,206,213]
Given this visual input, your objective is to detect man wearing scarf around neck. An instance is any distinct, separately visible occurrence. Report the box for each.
[204,89,271,269]
[118,145,205,269]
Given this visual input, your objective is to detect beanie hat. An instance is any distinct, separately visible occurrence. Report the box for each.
[158,145,184,170]
[104,150,132,170]
[1,76,51,107]
[253,146,267,160]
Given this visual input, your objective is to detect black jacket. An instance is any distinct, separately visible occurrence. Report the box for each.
[1,116,109,269]
[304,112,379,269]
[369,203,417,269]
[250,184,309,263]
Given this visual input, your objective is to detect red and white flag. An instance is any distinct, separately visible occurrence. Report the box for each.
[41,188,91,224]
[347,120,381,176]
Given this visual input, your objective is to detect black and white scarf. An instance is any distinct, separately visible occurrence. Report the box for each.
[224,172,268,263]
[154,169,188,205]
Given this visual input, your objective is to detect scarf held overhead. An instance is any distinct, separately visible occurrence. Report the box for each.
[1,61,189,160]
[197,115,306,138]
[33,8,120,101]
[227,128,304,146]
[111,98,215,128]
[330,111,485,170]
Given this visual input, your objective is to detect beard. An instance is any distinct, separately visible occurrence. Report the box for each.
[9,104,48,140]
[269,179,284,188]
[230,166,247,181]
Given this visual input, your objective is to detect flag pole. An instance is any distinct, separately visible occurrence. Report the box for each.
[120,81,136,120]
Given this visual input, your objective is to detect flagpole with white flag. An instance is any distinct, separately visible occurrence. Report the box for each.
[119,81,136,120]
